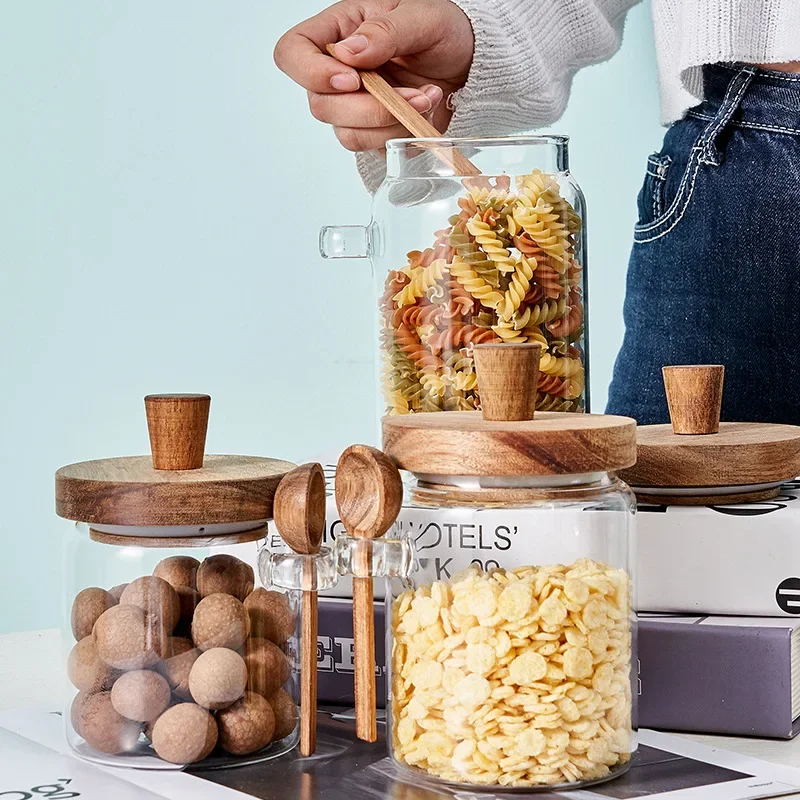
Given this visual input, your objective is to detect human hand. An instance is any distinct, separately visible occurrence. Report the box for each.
[274,0,474,153]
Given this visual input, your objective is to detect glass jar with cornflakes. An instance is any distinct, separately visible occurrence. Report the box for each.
[380,344,637,790]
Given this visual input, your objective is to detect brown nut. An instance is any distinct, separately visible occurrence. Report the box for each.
[217,692,275,755]
[244,589,295,644]
[268,688,298,742]
[120,576,180,632]
[71,588,117,641]
[192,593,249,651]
[70,690,92,737]
[189,648,248,710]
[67,636,121,692]
[153,556,200,590]
[78,691,142,754]
[244,638,292,699]
[196,555,254,601]
[151,703,218,764]
[155,637,200,700]
[93,605,167,670]
[108,584,129,603]
[111,670,171,722]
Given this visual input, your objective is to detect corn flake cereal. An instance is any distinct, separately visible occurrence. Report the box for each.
[391,559,632,787]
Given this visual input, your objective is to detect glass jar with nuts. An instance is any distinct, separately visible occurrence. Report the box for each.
[57,394,310,769]
[379,344,638,790]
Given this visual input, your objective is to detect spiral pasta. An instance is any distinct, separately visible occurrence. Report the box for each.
[380,170,586,415]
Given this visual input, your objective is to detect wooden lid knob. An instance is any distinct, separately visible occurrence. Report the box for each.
[473,343,541,422]
[662,366,724,435]
[145,394,211,470]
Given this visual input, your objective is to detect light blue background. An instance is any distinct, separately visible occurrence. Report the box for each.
[0,1,663,634]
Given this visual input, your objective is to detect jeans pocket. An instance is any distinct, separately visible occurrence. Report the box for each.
[634,128,706,244]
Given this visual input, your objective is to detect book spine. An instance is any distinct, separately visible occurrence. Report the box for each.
[638,620,794,738]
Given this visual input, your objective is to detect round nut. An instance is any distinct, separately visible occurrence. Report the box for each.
[189,648,248,710]
[268,688,298,742]
[111,670,171,722]
[151,703,218,764]
[70,690,92,737]
[108,584,129,603]
[196,555,254,601]
[71,588,117,641]
[192,594,249,651]
[155,638,200,700]
[244,638,292,699]
[78,691,142,755]
[67,636,120,692]
[154,556,200,590]
[244,589,295,644]
[217,693,275,756]
[120,576,181,632]
[93,605,167,670]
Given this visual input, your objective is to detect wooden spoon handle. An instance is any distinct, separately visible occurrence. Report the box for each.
[300,587,318,756]
[353,574,377,742]
[325,44,481,178]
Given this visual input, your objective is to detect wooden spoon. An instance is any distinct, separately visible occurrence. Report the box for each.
[325,43,481,177]
[335,445,403,742]
[273,462,327,756]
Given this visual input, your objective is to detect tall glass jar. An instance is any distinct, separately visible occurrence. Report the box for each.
[378,345,636,791]
[321,136,589,418]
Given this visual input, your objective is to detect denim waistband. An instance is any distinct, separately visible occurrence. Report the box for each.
[697,63,800,135]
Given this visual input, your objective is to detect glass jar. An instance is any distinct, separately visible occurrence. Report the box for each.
[56,393,317,769]
[385,475,636,790]
[321,136,589,418]
[63,526,309,769]
[376,347,637,791]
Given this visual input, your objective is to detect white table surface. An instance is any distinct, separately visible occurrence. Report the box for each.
[4,629,800,797]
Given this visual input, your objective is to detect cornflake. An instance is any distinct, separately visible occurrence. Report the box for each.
[391,559,632,787]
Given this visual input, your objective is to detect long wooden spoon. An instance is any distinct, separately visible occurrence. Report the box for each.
[325,43,481,177]
[273,462,327,756]
[335,445,403,742]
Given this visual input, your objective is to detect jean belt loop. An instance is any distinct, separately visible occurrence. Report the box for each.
[699,66,757,166]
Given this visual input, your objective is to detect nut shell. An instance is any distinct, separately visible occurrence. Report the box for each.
[111,670,171,722]
[151,703,218,764]
[244,638,292,699]
[70,690,92,737]
[217,692,275,755]
[244,589,295,644]
[155,637,200,700]
[120,576,181,632]
[71,588,117,641]
[67,636,120,692]
[268,688,298,742]
[108,583,129,602]
[154,555,200,590]
[192,593,249,651]
[79,691,142,754]
[93,604,167,670]
[197,554,254,601]
[189,647,248,710]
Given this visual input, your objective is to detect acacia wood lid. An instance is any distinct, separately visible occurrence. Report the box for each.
[618,366,800,490]
[55,395,295,526]
[382,344,636,477]
[619,422,800,489]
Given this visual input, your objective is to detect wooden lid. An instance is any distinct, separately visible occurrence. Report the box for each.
[55,395,295,526]
[619,422,800,489]
[382,344,636,476]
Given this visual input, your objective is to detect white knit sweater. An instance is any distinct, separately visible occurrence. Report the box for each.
[357,0,799,191]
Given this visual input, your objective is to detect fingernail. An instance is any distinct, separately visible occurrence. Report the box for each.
[330,73,359,91]
[423,85,444,103]
[338,34,369,55]
[409,94,433,113]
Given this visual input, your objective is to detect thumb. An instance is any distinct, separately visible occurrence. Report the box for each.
[331,4,430,69]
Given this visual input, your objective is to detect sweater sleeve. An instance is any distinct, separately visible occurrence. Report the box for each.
[356,0,641,192]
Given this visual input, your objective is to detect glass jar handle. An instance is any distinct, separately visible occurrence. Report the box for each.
[319,225,372,259]
[258,546,339,592]
[334,534,416,579]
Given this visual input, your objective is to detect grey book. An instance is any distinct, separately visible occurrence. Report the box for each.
[639,614,800,739]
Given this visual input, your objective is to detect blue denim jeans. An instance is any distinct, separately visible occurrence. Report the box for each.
[606,64,800,424]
